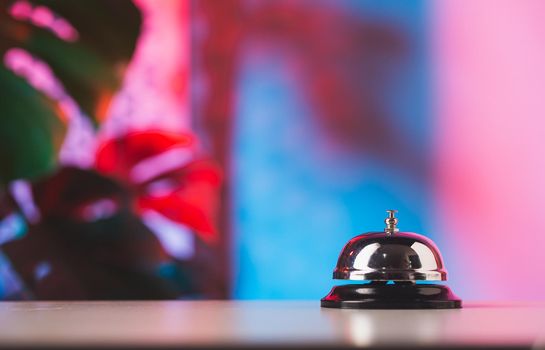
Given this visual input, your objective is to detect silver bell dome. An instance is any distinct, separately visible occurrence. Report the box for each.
[333,210,447,281]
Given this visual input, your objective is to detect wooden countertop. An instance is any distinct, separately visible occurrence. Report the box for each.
[0,301,543,349]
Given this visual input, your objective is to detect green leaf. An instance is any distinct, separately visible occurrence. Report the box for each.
[0,0,141,123]
[0,67,66,184]
[0,0,141,182]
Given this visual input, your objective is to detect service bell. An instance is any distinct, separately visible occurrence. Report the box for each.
[321,210,462,309]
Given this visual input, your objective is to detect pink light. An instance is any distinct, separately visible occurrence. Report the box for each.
[145,178,180,198]
[31,6,54,28]
[52,18,79,42]
[130,147,194,184]
[3,47,97,167]
[433,0,545,300]
[8,1,32,20]
[8,1,79,42]
[4,48,69,116]
[101,0,191,141]
[78,198,119,222]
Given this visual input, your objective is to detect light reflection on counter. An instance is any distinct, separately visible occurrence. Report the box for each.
[321,307,447,347]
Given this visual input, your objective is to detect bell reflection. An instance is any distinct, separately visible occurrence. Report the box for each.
[322,309,446,347]
[346,312,374,347]
[323,308,444,346]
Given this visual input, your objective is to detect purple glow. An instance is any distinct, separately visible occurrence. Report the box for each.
[130,147,194,184]
[141,210,194,260]
[78,198,119,222]
[100,0,191,141]
[3,48,97,168]
[9,1,79,41]
[33,261,52,281]
[0,214,27,244]
[9,180,41,224]
[145,178,180,198]
[4,48,66,103]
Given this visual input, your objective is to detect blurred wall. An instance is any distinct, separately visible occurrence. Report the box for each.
[434,0,545,300]
[3,0,545,301]
[223,0,545,300]
[228,0,433,299]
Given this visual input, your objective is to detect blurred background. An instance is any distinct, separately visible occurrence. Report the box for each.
[1,0,544,301]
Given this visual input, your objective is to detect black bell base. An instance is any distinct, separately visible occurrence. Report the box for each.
[321,282,462,309]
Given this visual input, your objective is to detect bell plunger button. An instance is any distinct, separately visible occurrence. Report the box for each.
[384,209,399,235]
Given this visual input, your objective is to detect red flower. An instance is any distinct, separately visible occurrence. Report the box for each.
[95,131,222,244]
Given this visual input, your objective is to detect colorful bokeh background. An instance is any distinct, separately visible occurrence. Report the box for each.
[1,0,545,301]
